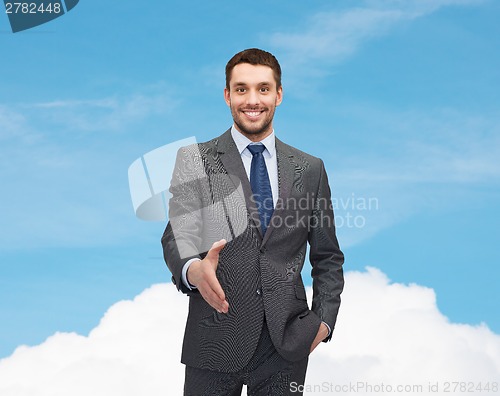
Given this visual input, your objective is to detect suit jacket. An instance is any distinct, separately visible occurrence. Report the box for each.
[161,129,344,372]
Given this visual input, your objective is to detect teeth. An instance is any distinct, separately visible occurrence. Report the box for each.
[245,111,261,117]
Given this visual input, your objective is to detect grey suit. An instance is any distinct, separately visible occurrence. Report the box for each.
[161,129,344,373]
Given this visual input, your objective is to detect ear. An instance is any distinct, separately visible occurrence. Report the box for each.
[275,86,283,107]
[224,87,231,107]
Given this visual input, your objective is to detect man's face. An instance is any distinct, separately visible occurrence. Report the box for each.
[224,63,283,141]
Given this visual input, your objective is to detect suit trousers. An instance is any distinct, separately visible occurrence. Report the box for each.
[184,321,309,396]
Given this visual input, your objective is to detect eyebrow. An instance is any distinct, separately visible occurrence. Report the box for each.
[232,81,272,87]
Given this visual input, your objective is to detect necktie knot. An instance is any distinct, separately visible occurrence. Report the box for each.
[247,144,266,156]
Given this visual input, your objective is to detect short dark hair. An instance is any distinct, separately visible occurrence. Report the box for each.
[225,48,282,90]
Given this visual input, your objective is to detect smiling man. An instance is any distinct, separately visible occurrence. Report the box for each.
[162,48,344,395]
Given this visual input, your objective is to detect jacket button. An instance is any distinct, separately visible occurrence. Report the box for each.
[256,288,262,296]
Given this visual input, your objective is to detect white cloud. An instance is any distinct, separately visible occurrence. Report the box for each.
[0,283,188,396]
[1,268,498,396]
[268,0,484,68]
[307,268,500,395]
[0,105,41,144]
[269,7,405,66]
[26,93,178,132]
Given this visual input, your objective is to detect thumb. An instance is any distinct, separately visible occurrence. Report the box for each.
[206,239,226,263]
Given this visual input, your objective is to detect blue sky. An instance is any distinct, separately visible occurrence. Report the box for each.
[1,0,499,360]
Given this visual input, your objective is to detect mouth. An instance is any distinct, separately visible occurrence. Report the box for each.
[241,109,265,120]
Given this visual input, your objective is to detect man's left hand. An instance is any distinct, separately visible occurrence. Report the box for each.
[310,322,329,353]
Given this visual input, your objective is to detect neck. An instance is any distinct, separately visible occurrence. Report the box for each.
[233,125,273,142]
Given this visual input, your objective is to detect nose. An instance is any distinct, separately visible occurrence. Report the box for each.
[246,89,260,106]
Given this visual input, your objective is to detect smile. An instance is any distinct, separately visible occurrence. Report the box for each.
[242,110,264,119]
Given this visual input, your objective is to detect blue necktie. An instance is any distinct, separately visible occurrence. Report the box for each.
[247,144,274,235]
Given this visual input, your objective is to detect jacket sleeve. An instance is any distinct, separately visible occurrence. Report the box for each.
[308,159,345,341]
[161,145,207,296]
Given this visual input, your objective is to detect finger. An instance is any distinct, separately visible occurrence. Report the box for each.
[200,284,228,313]
[206,271,226,303]
[200,272,229,313]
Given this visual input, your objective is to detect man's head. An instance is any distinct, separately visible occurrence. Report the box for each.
[225,48,282,90]
[224,48,283,141]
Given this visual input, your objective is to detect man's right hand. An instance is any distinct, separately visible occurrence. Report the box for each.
[187,239,229,313]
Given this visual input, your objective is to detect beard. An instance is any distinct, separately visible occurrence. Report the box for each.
[230,104,276,138]
[234,117,273,136]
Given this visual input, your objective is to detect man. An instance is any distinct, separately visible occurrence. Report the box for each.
[162,48,344,395]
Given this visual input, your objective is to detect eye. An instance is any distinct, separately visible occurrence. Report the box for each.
[260,87,270,93]
[235,87,246,93]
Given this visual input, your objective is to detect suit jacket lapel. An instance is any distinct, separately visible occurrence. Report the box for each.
[262,137,295,246]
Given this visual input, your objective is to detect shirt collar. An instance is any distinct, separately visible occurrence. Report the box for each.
[230,125,276,157]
